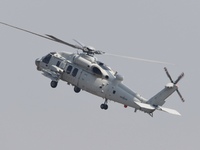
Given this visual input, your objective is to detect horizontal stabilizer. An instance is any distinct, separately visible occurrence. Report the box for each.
[135,102,181,116]
[135,102,155,110]
[135,102,155,114]
[157,106,181,116]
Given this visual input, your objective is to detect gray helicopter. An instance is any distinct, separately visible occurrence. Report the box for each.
[0,22,185,117]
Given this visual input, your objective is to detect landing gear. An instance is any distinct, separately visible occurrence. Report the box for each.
[74,86,81,93]
[50,81,58,88]
[100,104,108,110]
[100,99,108,110]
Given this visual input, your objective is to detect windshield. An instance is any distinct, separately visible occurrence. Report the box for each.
[42,54,52,64]
[97,61,111,71]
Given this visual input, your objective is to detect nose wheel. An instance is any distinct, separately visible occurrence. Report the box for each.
[100,99,108,110]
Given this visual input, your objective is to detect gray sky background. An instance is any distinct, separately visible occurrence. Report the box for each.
[0,0,199,150]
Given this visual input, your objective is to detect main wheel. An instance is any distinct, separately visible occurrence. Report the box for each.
[50,81,58,88]
[104,104,108,110]
[100,104,108,110]
[74,86,81,93]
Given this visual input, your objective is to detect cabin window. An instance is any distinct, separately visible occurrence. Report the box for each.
[56,61,61,67]
[66,65,73,74]
[72,68,78,77]
[92,67,102,76]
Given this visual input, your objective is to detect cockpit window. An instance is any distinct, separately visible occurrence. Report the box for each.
[92,67,102,76]
[50,52,56,55]
[97,61,111,71]
[42,54,52,64]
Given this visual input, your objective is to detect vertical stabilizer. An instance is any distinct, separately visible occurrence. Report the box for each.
[147,67,185,106]
[147,83,177,106]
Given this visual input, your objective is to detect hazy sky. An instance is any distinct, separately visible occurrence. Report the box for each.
[0,0,199,150]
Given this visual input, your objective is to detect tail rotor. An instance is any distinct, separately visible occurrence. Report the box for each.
[164,67,185,102]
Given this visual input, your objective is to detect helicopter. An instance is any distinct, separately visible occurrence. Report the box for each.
[0,22,185,117]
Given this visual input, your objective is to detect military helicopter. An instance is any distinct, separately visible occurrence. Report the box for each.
[0,22,185,116]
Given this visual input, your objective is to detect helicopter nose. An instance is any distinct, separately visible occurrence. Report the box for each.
[35,58,40,68]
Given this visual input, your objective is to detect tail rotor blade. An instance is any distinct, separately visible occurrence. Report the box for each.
[176,89,185,102]
[164,67,174,83]
[164,67,185,102]
[174,72,184,84]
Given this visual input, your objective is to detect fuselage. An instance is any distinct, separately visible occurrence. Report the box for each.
[35,51,147,109]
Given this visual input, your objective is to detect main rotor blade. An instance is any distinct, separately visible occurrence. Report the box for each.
[164,67,174,83]
[106,53,174,65]
[0,22,58,41]
[73,39,85,48]
[0,22,80,50]
[46,34,83,50]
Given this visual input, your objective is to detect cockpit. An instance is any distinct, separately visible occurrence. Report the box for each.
[42,52,56,64]
[97,61,111,71]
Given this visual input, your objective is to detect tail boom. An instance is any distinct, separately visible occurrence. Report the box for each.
[135,67,184,116]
